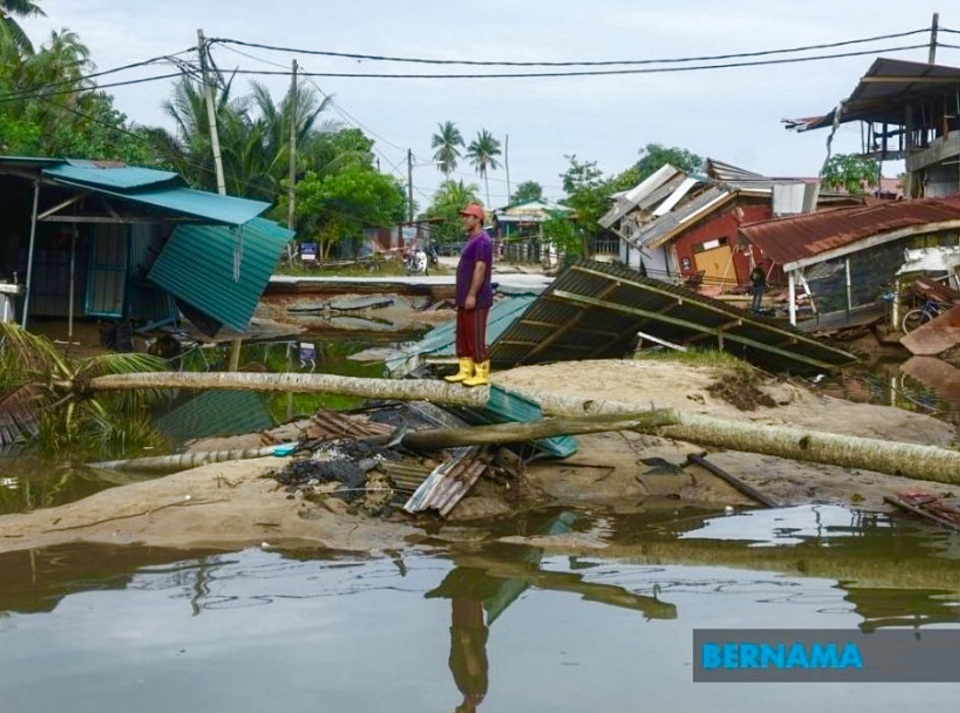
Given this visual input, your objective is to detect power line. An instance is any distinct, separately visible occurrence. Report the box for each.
[210,28,931,67]
[202,44,935,79]
[0,49,197,102]
[0,72,188,105]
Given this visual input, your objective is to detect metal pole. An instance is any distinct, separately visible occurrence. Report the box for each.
[20,180,41,330]
[407,149,414,222]
[505,133,511,203]
[197,29,226,195]
[788,270,797,326]
[198,29,241,368]
[68,228,77,340]
[845,257,852,312]
[287,59,298,267]
[928,13,939,64]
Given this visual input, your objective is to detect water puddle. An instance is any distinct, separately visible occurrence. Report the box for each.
[0,505,958,711]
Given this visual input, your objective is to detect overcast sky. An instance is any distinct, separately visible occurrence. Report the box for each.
[21,0,958,207]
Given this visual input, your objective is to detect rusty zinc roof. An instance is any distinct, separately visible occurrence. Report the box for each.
[739,195,960,271]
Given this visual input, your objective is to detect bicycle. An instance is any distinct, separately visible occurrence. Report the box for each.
[901,298,949,333]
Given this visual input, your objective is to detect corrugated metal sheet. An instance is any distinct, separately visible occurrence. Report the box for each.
[154,391,276,444]
[490,260,859,375]
[148,217,292,334]
[403,451,488,515]
[599,164,682,228]
[44,161,180,191]
[632,187,735,250]
[47,180,271,227]
[386,295,537,375]
[740,195,960,270]
[443,385,578,458]
[786,58,960,132]
[296,410,394,441]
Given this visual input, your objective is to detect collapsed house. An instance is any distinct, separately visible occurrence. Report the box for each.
[0,157,293,339]
[739,193,960,328]
[600,159,861,291]
[786,57,960,199]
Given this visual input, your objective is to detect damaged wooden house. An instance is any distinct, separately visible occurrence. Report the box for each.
[600,159,861,293]
[0,157,293,343]
[738,196,960,330]
[785,57,960,199]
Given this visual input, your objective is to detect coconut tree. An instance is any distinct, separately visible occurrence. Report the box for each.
[0,0,44,54]
[0,323,169,456]
[466,129,502,207]
[430,120,464,177]
[150,76,336,201]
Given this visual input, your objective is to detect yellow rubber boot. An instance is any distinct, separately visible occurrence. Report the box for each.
[462,360,490,387]
[444,357,474,383]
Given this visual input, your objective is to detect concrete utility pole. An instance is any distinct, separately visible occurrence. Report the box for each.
[407,148,414,222]
[929,12,939,64]
[286,59,298,266]
[505,134,512,203]
[197,29,226,195]
[198,29,241,370]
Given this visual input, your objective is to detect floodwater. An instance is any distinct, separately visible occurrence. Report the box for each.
[0,504,958,712]
[0,334,401,516]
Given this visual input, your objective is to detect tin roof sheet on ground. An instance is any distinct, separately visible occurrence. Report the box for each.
[739,195,960,270]
[490,260,858,375]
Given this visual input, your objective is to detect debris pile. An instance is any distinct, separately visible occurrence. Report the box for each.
[270,439,402,517]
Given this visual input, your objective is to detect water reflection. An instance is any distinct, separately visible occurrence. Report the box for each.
[2,506,960,711]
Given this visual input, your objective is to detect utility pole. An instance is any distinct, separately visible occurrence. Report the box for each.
[407,148,414,222]
[929,12,940,64]
[286,59,298,267]
[196,29,226,195]
[198,29,240,370]
[505,134,512,204]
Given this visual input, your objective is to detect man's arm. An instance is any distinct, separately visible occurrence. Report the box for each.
[463,260,487,310]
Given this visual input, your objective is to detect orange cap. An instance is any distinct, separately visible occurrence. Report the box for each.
[459,203,485,221]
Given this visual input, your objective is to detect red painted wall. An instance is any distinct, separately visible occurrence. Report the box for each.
[671,199,773,287]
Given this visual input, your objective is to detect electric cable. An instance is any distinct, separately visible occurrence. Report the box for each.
[210,44,934,79]
[209,28,931,67]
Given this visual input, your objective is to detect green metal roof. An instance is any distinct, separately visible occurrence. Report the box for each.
[387,295,536,374]
[154,391,275,444]
[443,385,578,458]
[0,156,270,226]
[148,218,293,334]
[50,182,272,227]
[44,160,181,190]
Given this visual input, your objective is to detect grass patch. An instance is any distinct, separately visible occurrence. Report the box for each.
[634,348,776,411]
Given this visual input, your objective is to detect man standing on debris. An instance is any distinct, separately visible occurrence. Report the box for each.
[750,264,767,313]
[445,203,493,387]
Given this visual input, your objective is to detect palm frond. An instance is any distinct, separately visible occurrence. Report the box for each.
[0,322,70,381]
[0,385,42,447]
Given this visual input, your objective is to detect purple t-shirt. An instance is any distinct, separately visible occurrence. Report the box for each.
[456,230,494,308]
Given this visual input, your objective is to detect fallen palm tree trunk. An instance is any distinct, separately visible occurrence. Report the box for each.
[508,389,960,486]
[388,409,679,451]
[88,445,289,474]
[64,371,490,407]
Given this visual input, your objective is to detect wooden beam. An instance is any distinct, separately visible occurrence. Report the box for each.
[522,280,620,363]
[37,193,87,221]
[551,289,847,371]
[518,319,623,339]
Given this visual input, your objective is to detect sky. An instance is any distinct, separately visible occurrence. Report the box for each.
[20,0,960,208]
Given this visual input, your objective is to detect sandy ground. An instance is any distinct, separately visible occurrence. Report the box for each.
[0,359,957,556]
